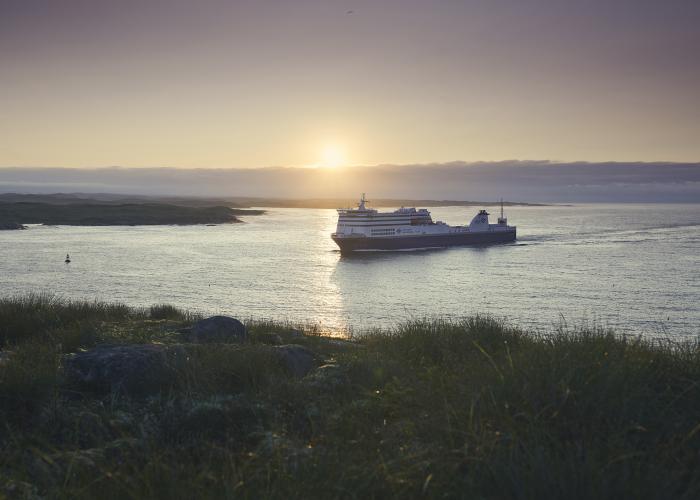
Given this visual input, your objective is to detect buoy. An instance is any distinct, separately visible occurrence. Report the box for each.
[65,253,71,264]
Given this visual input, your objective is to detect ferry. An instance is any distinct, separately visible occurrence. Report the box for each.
[331,194,516,253]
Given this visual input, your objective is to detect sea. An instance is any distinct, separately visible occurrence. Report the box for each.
[1,204,699,338]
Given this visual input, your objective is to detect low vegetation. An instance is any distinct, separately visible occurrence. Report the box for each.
[0,202,263,227]
[1,295,699,499]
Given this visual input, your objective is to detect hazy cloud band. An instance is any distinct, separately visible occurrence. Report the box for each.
[1,161,699,203]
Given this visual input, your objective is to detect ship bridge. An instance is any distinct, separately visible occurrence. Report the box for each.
[335,194,434,236]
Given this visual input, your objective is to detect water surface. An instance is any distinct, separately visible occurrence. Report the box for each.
[1,204,698,337]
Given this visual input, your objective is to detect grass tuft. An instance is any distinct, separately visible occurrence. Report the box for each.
[149,304,189,321]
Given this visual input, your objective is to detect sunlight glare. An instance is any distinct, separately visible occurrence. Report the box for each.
[320,144,346,168]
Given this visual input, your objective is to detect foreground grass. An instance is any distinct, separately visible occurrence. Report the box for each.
[1,296,699,499]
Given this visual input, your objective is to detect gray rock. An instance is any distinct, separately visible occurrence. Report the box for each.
[167,396,265,442]
[0,222,26,230]
[322,338,363,350]
[0,350,14,366]
[256,332,284,345]
[184,315,248,343]
[304,363,350,390]
[254,431,293,456]
[2,479,41,500]
[64,344,186,395]
[273,344,317,378]
[288,328,304,338]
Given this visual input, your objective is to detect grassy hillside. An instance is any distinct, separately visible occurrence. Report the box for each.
[0,202,263,227]
[1,295,699,499]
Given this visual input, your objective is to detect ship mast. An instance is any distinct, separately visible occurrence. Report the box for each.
[498,198,507,225]
[358,193,367,210]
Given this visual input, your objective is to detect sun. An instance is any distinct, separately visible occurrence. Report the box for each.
[320,144,346,168]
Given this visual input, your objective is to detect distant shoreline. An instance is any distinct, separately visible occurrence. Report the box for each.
[238,197,551,209]
[0,192,550,210]
[0,194,549,229]
[0,201,264,229]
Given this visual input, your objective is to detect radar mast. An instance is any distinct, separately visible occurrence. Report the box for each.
[358,193,368,210]
[498,198,507,225]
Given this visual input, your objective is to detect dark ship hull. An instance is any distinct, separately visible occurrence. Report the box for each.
[332,228,516,253]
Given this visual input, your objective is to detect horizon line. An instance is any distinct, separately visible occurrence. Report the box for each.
[2,159,700,171]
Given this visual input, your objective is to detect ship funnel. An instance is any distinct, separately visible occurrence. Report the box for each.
[469,209,490,231]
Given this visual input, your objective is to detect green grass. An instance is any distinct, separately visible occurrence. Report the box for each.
[1,296,699,499]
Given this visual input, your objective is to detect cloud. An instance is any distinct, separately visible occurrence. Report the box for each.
[0,161,699,202]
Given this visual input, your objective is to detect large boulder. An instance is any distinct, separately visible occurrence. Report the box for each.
[64,344,186,395]
[273,344,317,378]
[162,396,266,443]
[184,315,248,343]
[303,363,350,391]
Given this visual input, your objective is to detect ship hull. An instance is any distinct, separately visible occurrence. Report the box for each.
[332,229,516,253]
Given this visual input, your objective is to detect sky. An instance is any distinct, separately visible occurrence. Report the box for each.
[1,0,699,169]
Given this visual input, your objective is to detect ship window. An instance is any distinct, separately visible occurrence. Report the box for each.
[370,228,396,236]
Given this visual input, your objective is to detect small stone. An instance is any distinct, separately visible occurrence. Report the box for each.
[0,350,14,366]
[0,222,26,230]
[2,480,40,500]
[273,344,317,378]
[164,396,265,443]
[304,363,351,391]
[184,315,248,343]
[256,332,284,345]
[323,338,363,350]
[254,431,293,456]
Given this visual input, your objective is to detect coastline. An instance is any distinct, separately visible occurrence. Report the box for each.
[0,202,264,227]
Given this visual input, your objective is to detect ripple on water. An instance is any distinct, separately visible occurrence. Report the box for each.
[0,204,698,338]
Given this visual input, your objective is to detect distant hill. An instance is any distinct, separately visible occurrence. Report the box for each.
[230,197,547,208]
[0,202,258,227]
[0,192,253,208]
[2,162,699,202]
[0,193,544,209]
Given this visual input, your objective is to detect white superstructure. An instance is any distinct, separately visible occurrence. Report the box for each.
[331,194,516,252]
[334,194,512,238]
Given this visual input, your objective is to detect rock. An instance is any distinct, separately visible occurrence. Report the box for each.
[288,328,304,338]
[0,222,26,230]
[64,344,186,395]
[2,479,40,500]
[167,396,265,442]
[101,437,143,463]
[256,332,283,345]
[273,344,317,378]
[184,315,248,343]
[254,431,293,456]
[322,338,363,350]
[304,363,350,390]
[253,431,314,472]
[0,350,14,366]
